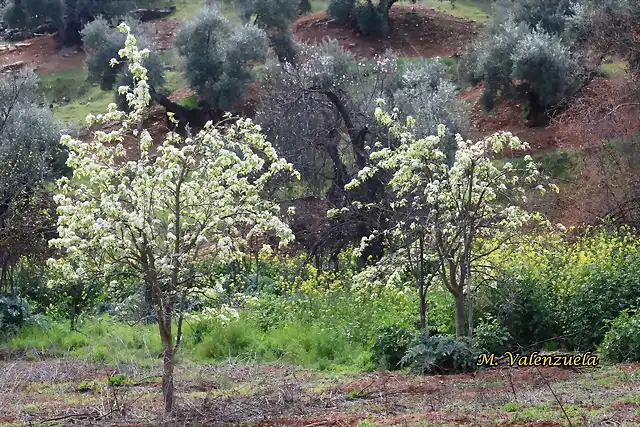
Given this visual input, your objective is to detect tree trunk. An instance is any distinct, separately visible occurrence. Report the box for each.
[418,234,426,331]
[467,295,474,339]
[158,311,174,412]
[148,272,175,412]
[454,293,465,338]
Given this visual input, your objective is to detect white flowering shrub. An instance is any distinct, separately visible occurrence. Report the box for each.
[335,101,557,337]
[48,24,299,412]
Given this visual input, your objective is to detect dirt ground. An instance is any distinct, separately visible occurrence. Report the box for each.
[463,76,640,155]
[292,6,481,58]
[0,19,180,76]
[0,358,639,426]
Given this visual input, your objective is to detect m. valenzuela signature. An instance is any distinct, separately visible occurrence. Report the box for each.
[477,351,599,367]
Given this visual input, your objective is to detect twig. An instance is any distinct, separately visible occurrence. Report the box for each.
[534,365,573,427]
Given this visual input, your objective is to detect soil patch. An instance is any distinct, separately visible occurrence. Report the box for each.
[292,5,481,59]
[0,19,180,76]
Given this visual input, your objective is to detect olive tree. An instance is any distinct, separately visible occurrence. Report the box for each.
[341,102,557,337]
[465,21,581,125]
[174,6,268,112]
[257,40,466,263]
[492,0,576,36]
[569,0,640,72]
[49,24,298,412]
[81,17,165,110]
[238,0,300,64]
[326,0,409,36]
[3,0,62,29]
[0,71,66,293]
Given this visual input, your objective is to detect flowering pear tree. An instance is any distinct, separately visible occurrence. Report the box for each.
[341,101,558,337]
[48,24,299,412]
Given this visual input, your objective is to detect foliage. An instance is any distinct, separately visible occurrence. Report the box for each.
[370,323,417,370]
[600,309,640,363]
[483,227,640,350]
[257,44,466,261]
[326,0,406,36]
[400,333,478,374]
[351,1,384,37]
[174,5,268,110]
[81,16,165,109]
[0,295,30,338]
[464,0,584,120]
[569,0,640,72]
[492,0,575,36]
[9,315,162,363]
[327,0,354,24]
[473,315,512,354]
[238,0,300,64]
[559,229,640,350]
[0,72,67,281]
[340,103,555,337]
[467,22,580,117]
[3,0,62,29]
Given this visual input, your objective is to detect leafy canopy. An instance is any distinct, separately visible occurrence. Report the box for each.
[174,6,268,110]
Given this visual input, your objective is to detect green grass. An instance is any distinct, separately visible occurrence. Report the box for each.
[170,0,239,21]
[165,70,189,93]
[600,61,629,78]
[6,315,371,372]
[9,317,162,367]
[422,0,492,21]
[38,71,114,123]
[177,94,199,109]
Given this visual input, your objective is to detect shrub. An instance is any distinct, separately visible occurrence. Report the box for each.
[600,309,640,363]
[470,23,580,120]
[3,0,62,29]
[510,29,579,110]
[473,316,512,354]
[175,6,268,110]
[352,2,383,36]
[82,17,165,94]
[0,295,30,338]
[492,0,575,36]
[327,0,355,25]
[370,323,417,370]
[194,318,259,360]
[400,334,478,375]
[477,276,560,349]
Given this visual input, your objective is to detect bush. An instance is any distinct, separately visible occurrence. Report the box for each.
[0,295,30,338]
[327,0,355,24]
[510,29,579,110]
[477,276,560,349]
[4,0,62,29]
[175,6,268,110]
[352,2,383,36]
[400,334,478,375]
[600,309,640,363]
[82,17,164,91]
[492,0,575,36]
[370,323,417,370]
[473,316,512,354]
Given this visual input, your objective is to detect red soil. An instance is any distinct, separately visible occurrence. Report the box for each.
[292,5,481,58]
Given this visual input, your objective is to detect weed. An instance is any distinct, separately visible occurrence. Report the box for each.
[501,401,523,412]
